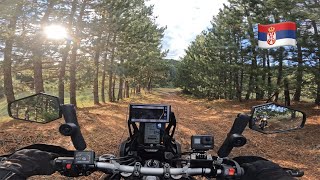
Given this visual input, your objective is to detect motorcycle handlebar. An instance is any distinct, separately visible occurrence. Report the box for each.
[54,157,303,178]
[54,157,240,178]
[95,162,216,176]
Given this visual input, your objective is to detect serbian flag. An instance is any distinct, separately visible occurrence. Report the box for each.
[258,22,296,49]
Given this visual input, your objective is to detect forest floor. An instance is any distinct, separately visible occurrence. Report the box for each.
[0,88,319,179]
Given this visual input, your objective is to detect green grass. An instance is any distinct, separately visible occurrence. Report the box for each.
[0,98,8,118]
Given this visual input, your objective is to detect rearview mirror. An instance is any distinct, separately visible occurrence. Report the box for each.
[249,103,306,134]
[8,93,61,123]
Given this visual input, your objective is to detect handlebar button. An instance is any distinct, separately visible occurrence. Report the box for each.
[228,168,235,176]
[66,163,72,170]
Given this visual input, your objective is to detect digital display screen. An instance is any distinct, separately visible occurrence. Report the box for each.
[129,104,170,122]
[74,151,95,165]
[144,123,161,144]
[194,138,201,144]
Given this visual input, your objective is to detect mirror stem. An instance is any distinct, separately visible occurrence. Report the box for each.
[61,104,87,150]
[217,114,250,158]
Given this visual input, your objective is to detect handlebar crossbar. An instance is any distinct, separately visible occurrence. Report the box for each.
[96,162,217,176]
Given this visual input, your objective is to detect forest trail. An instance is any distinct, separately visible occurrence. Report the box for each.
[0,88,319,179]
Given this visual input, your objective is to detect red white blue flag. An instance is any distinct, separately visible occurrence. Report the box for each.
[258,22,296,49]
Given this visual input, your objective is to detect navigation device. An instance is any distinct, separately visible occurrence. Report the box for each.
[129,104,170,123]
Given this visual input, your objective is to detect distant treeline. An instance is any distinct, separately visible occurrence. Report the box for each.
[0,0,174,106]
[176,0,320,104]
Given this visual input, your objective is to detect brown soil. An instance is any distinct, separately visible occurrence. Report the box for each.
[0,88,319,179]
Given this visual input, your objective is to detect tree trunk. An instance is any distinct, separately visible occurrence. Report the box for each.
[267,50,272,97]
[293,44,303,101]
[237,39,244,102]
[108,34,116,102]
[3,40,15,103]
[123,80,126,98]
[125,80,129,98]
[235,69,240,101]
[147,77,152,92]
[93,35,102,105]
[245,8,257,100]
[101,34,111,103]
[258,50,267,100]
[316,75,320,105]
[69,0,87,106]
[118,77,124,100]
[311,20,320,105]
[33,55,45,93]
[228,51,233,99]
[284,78,290,106]
[58,43,70,104]
[58,0,77,104]
[224,73,228,99]
[275,48,284,102]
[69,44,77,106]
[33,0,55,93]
[112,78,116,101]
[101,52,107,103]
[108,73,114,102]
[117,58,124,100]
[238,68,244,102]
[136,84,141,94]
[2,3,22,103]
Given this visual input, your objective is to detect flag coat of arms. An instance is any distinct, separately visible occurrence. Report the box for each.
[258,22,297,49]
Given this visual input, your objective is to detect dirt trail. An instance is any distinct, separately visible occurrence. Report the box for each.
[0,88,319,179]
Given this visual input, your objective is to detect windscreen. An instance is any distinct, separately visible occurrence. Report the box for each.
[129,104,170,122]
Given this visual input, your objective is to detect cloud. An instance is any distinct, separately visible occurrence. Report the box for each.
[147,0,228,60]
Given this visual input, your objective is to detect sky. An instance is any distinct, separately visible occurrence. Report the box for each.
[147,0,228,60]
